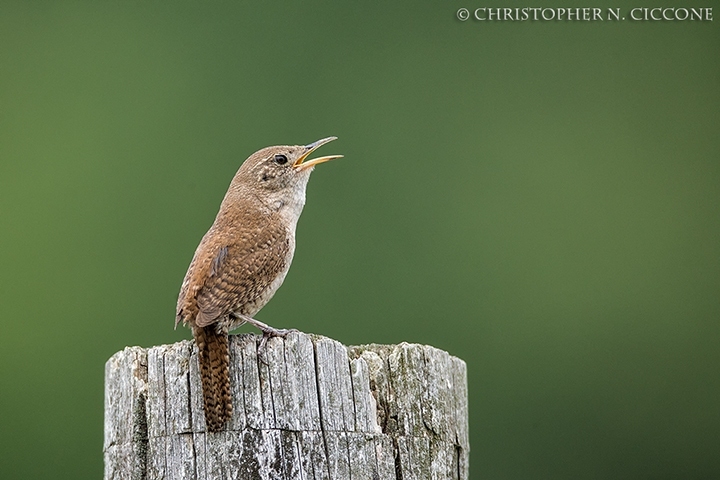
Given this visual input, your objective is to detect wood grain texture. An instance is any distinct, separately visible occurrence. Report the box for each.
[104,332,469,479]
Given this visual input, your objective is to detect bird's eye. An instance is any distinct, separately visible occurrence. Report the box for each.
[274,154,288,165]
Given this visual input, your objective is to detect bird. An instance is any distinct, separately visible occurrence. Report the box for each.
[175,136,343,432]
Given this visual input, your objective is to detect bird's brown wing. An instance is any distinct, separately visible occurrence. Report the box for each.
[192,219,291,328]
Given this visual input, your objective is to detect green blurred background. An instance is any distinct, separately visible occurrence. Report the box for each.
[1,1,718,478]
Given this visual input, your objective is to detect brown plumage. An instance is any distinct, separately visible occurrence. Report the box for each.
[176,137,342,432]
[192,324,231,432]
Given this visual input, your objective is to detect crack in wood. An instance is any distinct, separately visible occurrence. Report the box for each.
[131,393,148,480]
[312,337,332,479]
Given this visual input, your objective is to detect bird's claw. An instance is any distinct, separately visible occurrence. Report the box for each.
[247,320,298,364]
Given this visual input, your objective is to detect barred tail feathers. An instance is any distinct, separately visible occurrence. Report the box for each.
[192,325,232,432]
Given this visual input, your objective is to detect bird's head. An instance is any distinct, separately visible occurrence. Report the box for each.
[224,136,343,215]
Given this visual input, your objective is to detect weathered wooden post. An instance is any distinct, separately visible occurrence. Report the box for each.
[104,332,469,479]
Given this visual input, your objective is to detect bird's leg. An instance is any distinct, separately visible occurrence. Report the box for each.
[235,314,297,337]
[234,314,298,362]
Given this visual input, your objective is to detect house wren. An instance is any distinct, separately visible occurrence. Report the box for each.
[175,136,342,432]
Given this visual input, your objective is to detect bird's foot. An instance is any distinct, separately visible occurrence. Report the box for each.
[235,315,298,363]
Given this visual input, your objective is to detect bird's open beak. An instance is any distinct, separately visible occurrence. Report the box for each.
[294,136,343,170]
